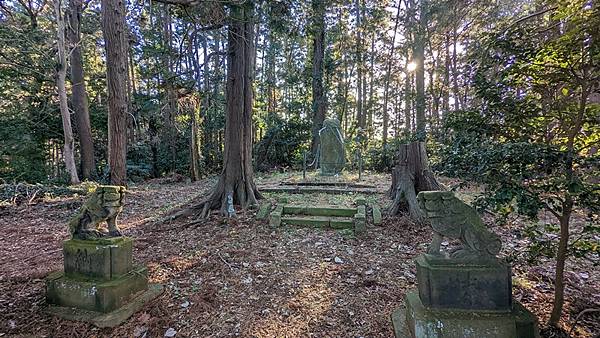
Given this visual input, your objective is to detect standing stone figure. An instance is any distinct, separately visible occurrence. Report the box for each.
[319,118,345,176]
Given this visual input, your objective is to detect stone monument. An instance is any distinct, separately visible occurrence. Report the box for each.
[46,186,162,328]
[319,118,346,176]
[392,191,539,338]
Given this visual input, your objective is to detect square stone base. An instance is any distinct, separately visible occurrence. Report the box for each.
[46,266,148,313]
[392,291,539,338]
[416,254,512,311]
[46,284,163,328]
[63,237,133,280]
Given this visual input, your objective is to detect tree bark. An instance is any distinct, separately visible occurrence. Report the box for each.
[101,0,128,186]
[404,67,412,136]
[389,141,441,221]
[186,1,260,218]
[67,0,96,180]
[549,85,589,326]
[414,0,427,139]
[310,0,326,158]
[355,0,365,138]
[55,0,80,185]
[382,0,401,147]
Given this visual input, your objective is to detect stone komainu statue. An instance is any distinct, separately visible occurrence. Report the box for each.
[417,191,502,259]
[69,185,126,240]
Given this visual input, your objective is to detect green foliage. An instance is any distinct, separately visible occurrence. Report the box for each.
[437,1,600,266]
[254,113,311,170]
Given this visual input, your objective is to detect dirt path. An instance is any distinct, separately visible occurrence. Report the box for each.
[0,175,598,337]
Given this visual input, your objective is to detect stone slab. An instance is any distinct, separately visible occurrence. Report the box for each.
[354,212,366,234]
[269,205,283,228]
[281,181,375,188]
[282,216,329,228]
[258,186,379,195]
[282,205,358,217]
[46,266,148,313]
[256,202,272,220]
[393,290,539,338]
[329,218,354,229]
[46,283,163,328]
[319,119,345,176]
[372,204,382,225]
[416,254,512,311]
[63,237,133,280]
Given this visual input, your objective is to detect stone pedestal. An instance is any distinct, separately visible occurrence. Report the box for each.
[416,254,512,311]
[46,237,162,327]
[392,254,539,338]
[393,291,538,338]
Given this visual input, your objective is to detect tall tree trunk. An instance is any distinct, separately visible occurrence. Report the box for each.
[443,32,450,113]
[404,68,412,136]
[355,0,365,138]
[367,33,375,138]
[55,0,80,184]
[66,0,96,180]
[162,8,177,172]
[414,0,427,139]
[310,0,326,157]
[382,0,401,148]
[101,0,128,186]
[451,22,460,111]
[186,1,260,218]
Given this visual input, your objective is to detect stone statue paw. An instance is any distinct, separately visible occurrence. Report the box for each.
[108,229,122,237]
[77,229,106,240]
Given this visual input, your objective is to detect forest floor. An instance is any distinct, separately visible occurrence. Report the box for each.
[0,171,598,338]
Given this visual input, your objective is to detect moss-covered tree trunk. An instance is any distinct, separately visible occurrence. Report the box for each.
[389,141,441,222]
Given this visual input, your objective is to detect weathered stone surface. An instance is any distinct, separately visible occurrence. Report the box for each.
[417,191,502,260]
[69,185,126,240]
[319,119,345,176]
[393,291,539,338]
[372,204,382,225]
[46,283,163,328]
[63,237,133,280]
[329,219,354,229]
[416,254,512,311]
[256,202,272,220]
[46,266,148,313]
[354,205,366,234]
[269,205,283,228]
[283,205,357,217]
[282,216,329,228]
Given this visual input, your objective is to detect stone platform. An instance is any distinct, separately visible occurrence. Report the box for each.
[46,284,163,328]
[269,203,367,234]
[392,291,539,338]
[46,237,162,327]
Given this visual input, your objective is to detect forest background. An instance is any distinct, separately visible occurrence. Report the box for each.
[0,0,599,335]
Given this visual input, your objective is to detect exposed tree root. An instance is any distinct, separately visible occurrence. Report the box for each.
[389,141,442,222]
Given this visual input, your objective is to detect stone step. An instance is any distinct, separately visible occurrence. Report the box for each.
[281,216,354,229]
[281,181,376,188]
[283,205,357,217]
[258,186,379,195]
